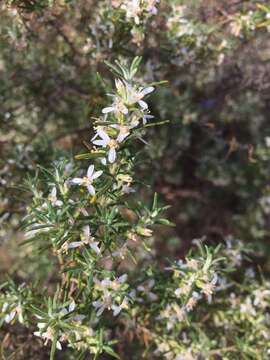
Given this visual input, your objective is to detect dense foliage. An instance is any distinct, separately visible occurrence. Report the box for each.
[1,1,270,359]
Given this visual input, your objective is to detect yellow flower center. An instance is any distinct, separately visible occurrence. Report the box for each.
[108,139,118,148]
[82,176,92,186]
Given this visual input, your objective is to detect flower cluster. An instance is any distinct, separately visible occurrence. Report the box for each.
[156,245,221,332]
[115,0,159,25]
[93,274,129,316]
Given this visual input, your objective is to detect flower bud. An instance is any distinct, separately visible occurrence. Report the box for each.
[136,227,153,237]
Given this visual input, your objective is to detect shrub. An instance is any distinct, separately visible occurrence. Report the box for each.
[1,1,270,359]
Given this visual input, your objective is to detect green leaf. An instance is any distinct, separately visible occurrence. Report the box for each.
[75,152,105,160]
[152,192,158,210]
[104,346,120,359]
[50,333,58,360]
[104,60,122,76]
[156,218,175,226]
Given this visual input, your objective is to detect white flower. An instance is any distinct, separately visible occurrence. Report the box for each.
[158,303,185,330]
[240,297,256,317]
[34,326,62,350]
[185,292,200,312]
[121,0,142,24]
[4,304,24,324]
[68,225,101,255]
[253,288,270,309]
[92,128,121,163]
[71,164,102,195]
[48,187,63,207]
[111,124,131,142]
[137,279,158,301]
[112,296,129,316]
[102,97,128,115]
[128,85,155,109]
[94,274,127,292]
[93,292,112,316]
[200,274,218,298]
[111,274,128,289]
[92,274,128,317]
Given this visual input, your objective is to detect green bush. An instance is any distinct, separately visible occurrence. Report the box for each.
[1,1,270,359]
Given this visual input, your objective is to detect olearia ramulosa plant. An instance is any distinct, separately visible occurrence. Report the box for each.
[1,58,270,360]
[1,57,169,359]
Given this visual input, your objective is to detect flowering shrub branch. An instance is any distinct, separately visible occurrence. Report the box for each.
[1,47,270,358]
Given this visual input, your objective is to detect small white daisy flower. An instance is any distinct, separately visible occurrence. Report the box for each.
[71,164,102,195]
[102,97,128,115]
[68,225,101,255]
[129,85,155,109]
[92,129,121,163]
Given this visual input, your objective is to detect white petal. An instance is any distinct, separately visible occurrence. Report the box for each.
[51,187,57,197]
[148,292,158,301]
[93,300,102,308]
[102,106,115,114]
[112,305,121,316]
[97,128,110,142]
[108,148,116,163]
[96,306,105,317]
[118,274,127,283]
[130,119,139,128]
[37,322,47,329]
[5,311,16,323]
[60,308,68,316]
[90,242,101,255]
[138,100,148,110]
[117,133,124,142]
[68,241,82,249]
[142,114,154,124]
[87,185,95,195]
[144,114,154,119]
[71,178,83,185]
[101,157,107,165]
[69,301,76,312]
[73,314,86,321]
[92,170,103,179]
[55,200,63,207]
[121,106,129,115]
[91,132,99,141]
[87,164,94,178]
[83,225,90,238]
[93,139,106,147]
[142,86,155,95]
[117,132,129,143]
